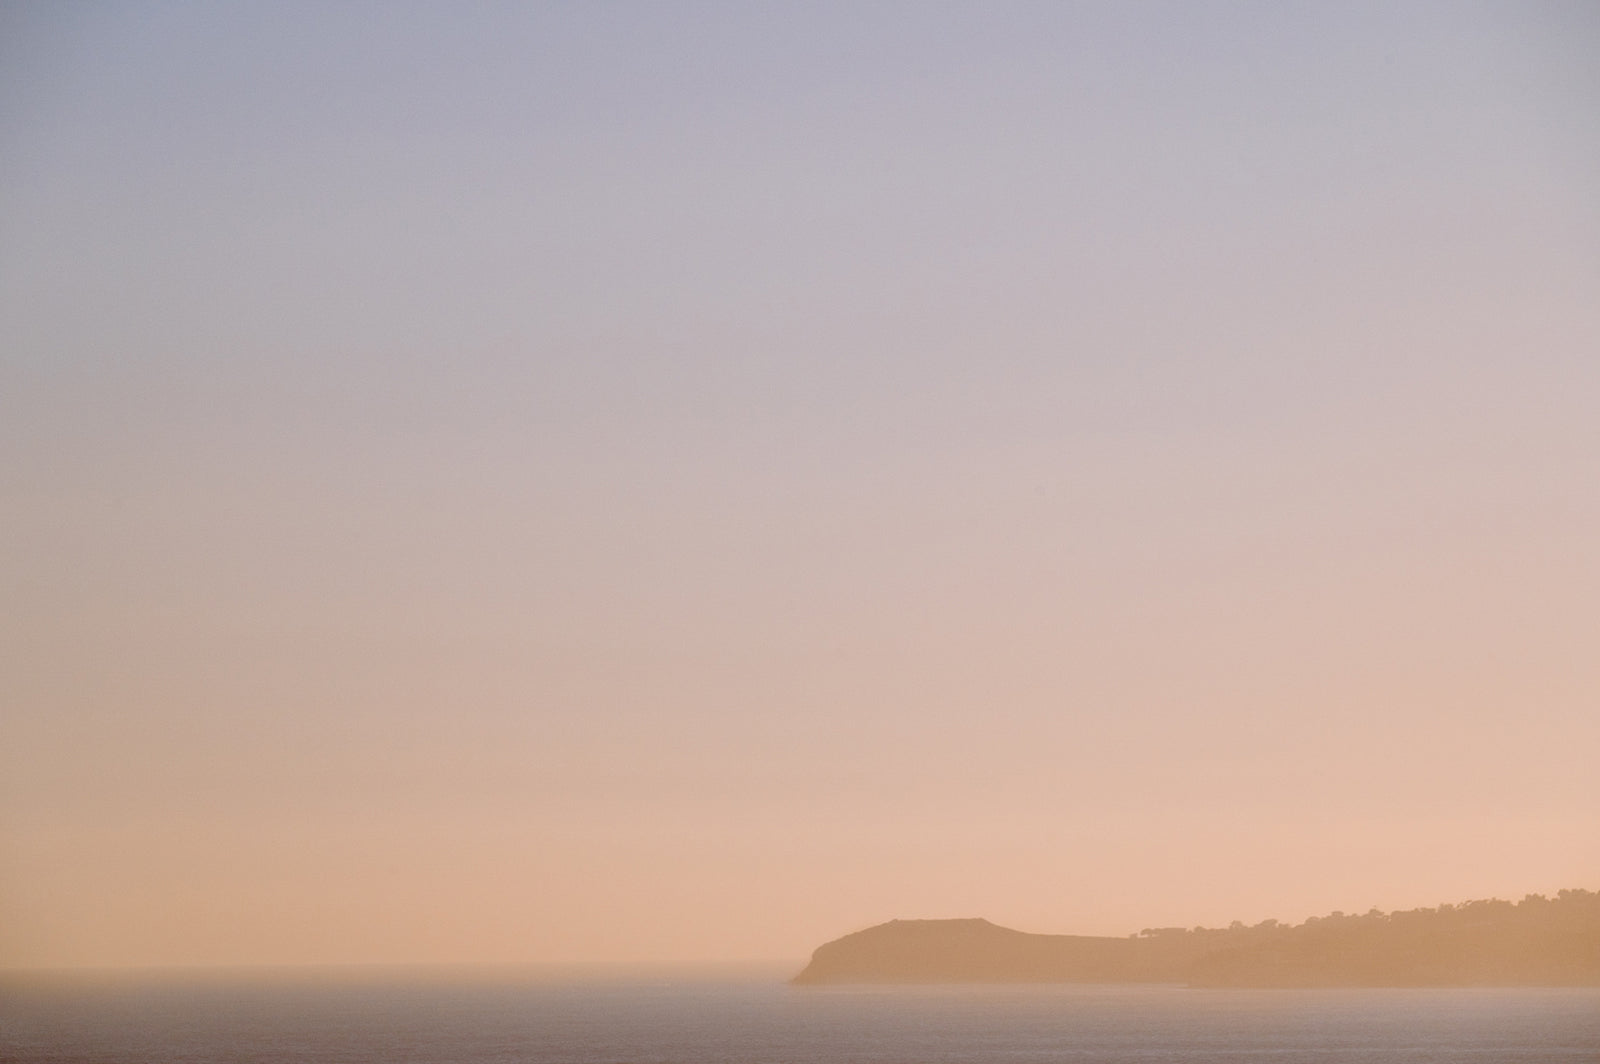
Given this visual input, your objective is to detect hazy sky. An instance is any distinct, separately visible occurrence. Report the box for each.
[3,1,1598,968]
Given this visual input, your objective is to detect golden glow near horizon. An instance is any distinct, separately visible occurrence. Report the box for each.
[2,3,1598,968]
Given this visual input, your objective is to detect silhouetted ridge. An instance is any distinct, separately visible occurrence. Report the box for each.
[792,889,1600,987]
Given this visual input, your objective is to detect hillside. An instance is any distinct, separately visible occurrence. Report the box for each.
[792,889,1600,987]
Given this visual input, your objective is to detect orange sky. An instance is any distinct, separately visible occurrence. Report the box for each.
[2,2,1597,967]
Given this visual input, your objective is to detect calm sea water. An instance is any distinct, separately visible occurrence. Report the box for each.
[2,972,1597,1063]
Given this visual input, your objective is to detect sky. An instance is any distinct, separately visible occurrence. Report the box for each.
[2,1,1598,969]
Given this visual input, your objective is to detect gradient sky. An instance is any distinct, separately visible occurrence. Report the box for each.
[2,1,1598,968]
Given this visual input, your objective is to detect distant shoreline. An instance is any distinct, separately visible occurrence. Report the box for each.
[794,890,1600,987]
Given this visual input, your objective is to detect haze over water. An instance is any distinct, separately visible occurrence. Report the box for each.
[3,0,1598,977]
[4,975,1600,1064]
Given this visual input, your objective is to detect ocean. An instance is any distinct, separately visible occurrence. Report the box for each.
[2,971,1597,1063]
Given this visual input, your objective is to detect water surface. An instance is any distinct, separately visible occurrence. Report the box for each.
[3,971,1596,1063]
